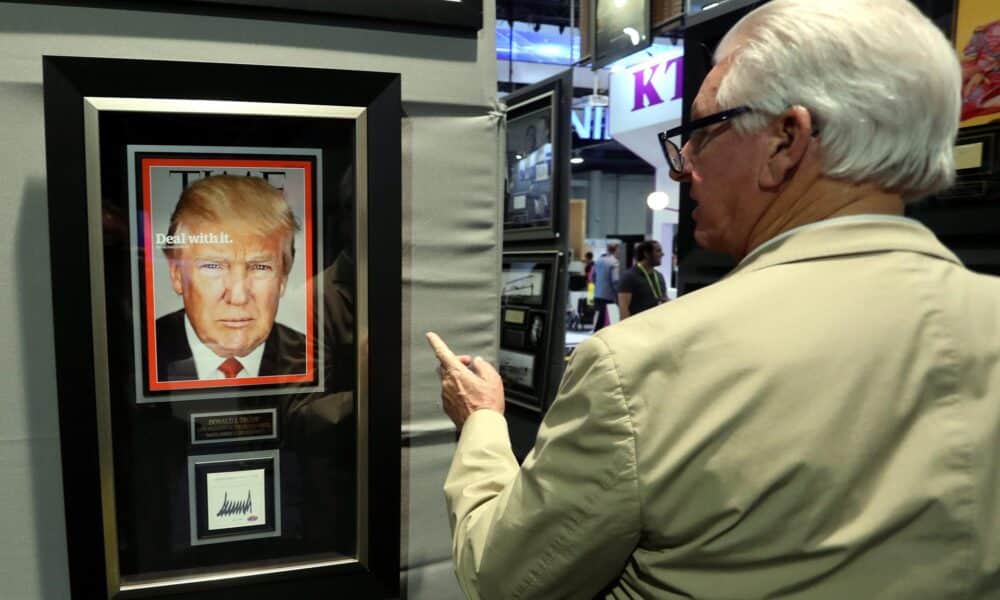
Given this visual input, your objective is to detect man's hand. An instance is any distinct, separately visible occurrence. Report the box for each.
[426,332,505,429]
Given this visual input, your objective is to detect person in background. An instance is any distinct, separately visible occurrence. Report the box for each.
[582,251,595,282]
[617,240,666,320]
[591,241,619,331]
[427,0,1000,598]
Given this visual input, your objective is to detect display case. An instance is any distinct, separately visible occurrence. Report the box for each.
[499,251,562,412]
[43,56,401,598]
[501,71,571,456]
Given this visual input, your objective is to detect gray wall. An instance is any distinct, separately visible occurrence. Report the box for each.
[0,3,499,598]
[578,171,654,239]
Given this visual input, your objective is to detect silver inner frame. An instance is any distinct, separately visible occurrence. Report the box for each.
[82,97,370,596]
[187,449,282,546]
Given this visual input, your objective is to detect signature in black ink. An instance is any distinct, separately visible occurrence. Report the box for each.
[216,490,252,517]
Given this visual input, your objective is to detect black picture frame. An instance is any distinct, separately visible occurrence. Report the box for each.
[189,451,279,545]
[187,0,484,31]
[43,56,401,599]
[675,7,749,296]
[499,251,562,412]
[5,0,483,33]
[592,0,652,69]
[503,71,572,242]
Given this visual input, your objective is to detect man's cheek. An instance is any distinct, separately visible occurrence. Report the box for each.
[259,282,283,308]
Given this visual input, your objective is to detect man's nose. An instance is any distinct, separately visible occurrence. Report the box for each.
[224,269,250,305]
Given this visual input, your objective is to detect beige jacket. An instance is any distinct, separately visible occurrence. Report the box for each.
[445,216,1000,599]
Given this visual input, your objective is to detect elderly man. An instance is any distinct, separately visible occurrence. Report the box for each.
[156,174,306,382]
[429,1,1000,598]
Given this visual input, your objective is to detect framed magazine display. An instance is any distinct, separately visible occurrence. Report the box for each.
[43,57,401,598]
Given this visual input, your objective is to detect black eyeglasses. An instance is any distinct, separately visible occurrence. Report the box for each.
[657,106,753,174]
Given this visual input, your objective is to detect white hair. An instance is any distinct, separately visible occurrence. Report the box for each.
[715,0,961,202]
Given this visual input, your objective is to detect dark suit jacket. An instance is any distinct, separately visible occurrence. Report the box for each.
[154,309,308,381]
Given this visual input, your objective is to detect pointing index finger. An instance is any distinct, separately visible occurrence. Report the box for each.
[426,332,463,370]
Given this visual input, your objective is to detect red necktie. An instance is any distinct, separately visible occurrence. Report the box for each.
[218,357,244,378]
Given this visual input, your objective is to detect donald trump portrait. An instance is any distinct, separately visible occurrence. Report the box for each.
[154,174,309,384]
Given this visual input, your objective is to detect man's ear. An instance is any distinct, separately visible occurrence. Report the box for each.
[168,258,184,295]
[759,106,813,190]
[279,276,287,298]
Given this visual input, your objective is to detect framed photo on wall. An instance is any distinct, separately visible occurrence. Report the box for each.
[954,0,1000,127]
[43,57,401,599]
[503,71,572,242]
[499,251,561,411]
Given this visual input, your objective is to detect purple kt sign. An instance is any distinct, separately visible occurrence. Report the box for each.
[632,55,684,112]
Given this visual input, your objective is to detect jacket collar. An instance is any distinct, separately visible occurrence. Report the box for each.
[728,215,961,278]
